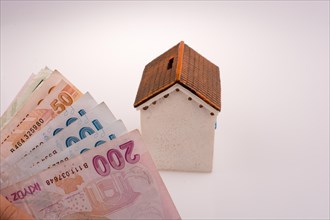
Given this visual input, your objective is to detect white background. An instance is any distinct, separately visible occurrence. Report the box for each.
[1,1,329,219]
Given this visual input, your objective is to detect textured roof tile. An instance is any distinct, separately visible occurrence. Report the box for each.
[134,41,221,111]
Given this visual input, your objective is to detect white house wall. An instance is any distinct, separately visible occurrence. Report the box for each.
[140,86,217,172]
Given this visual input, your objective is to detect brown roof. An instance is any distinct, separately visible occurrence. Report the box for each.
[134,41,221,111]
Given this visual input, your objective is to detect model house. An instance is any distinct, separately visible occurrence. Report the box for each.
[134,41,221,172]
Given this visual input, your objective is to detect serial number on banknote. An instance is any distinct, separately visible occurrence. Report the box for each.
[23,141,44,158]
[48,156,69,168]
[45,163,88,185]
[11,118,45,153]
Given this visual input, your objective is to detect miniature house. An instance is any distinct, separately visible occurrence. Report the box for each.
[134,41,221,172]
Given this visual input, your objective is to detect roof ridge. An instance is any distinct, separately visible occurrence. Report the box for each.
[175,41,185,82]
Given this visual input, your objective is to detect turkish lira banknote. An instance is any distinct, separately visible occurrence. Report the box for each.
[0,69,181,219]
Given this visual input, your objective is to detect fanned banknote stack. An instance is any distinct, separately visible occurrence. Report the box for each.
[0,67,181,220]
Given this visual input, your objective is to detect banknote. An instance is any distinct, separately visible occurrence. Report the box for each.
[13,102,117,172]
[0,102,114,188]
[1,70,80,143]
[1,69,63,136]
[0,80,82,160]
[1,130,181,220]
[34,119,127,170]
[3,120,127,188]
[0,92,97,170]
[0,67,52,129]
[1,73,37,129]
[34,92,98,142]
